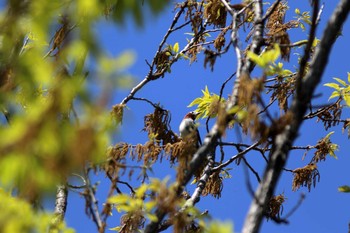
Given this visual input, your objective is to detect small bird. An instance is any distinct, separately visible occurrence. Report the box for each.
[179,111,202,146]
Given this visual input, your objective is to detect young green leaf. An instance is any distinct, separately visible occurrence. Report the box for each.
[338,185,350,193]
[328,91,340,100]
[324,83,340,91]
[333,77,347,87]
[173,42,179,53]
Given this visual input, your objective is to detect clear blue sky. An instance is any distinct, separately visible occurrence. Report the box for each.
[63,1,350,232]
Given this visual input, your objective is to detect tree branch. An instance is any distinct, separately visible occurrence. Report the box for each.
[242,1,350,232]
[230,0,264,109]
[49,184,68,232]
[120,3,187,105]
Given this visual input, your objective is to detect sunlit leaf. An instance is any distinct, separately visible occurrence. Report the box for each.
[109,226,121,231]
[324,131,334,140]
[338,185,350,193]
[145,213,158,222]
[344,95,350,107]
[108,194,130,204]
[333,77,347,87]
[135,184,148,198]
[247,51,265,67]
[144,201,157,212]
[262,44,280,64]
[324,83,340,90]
[312,38,320,47]
[328,91,340,100]
[188,97,203,107]
[205,220,234,233]
[173,42,179,53]
[247,44,280,69]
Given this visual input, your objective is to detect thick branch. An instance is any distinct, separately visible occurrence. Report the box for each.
[49,185,68,232]
[230,0,264,108]
[54,185,68,220]
[242,1,350,232]
[183,150,215,208]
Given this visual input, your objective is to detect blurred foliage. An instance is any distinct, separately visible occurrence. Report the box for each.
[0,0,169,231]
[0,188,74,233]
[248,44,286,73]
[204,220,234,233]
[104,0,170,26]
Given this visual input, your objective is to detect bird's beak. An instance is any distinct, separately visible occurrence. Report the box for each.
[193,111,200,119]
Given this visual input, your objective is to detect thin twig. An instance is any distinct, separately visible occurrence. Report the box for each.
[283,193,306,219]
[84,169,104,232]
[1,108,11,124]
[212,141,260,172]
[242,156,261,183]
[131,97,166,110]
[295,0,320,91]
[120,4,187,105]
[219,72,236,101]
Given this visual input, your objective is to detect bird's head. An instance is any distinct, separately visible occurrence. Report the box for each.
[183,111,200,121]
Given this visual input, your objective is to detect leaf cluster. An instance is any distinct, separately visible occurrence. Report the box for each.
[188,86,225,119]
[324,73,350,106]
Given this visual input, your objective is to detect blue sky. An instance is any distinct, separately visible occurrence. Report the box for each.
[63,1,350,233]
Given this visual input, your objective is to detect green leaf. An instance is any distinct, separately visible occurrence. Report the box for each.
[188,97,203,107]
[295,8,300,15]
[347,72,350,83]
[236,109,248,122]
[338,185,350,193]
[247,51,265,67]
[114,51,136,71]
[324,83,341,91]
[333,77,347,87]
[262,44,280,64]
[135,183,148,198]
[173,42,179,53]
[205,220,234,233]
[328,91,340,100]
[108,194,130,204]
[344,95,350,106]
[303,18,312,25]
[145,213,159,222]
[116,203,132,212]
[312,38,320,47]
[99,51,136,75]
[324,131,334,140]
[144,200,157,212]
[248,44,280,69]
[109,226,121,231]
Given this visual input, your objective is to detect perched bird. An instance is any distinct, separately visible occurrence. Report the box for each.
[179,111,202,146]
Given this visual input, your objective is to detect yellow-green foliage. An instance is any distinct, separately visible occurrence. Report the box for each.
[324,73,350,106]
[0,189,74,233]
[108,178,174,231]
[204,220,234,233]
[0,0,168,227]
[338,185,350,193]
[188,86,225,119]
